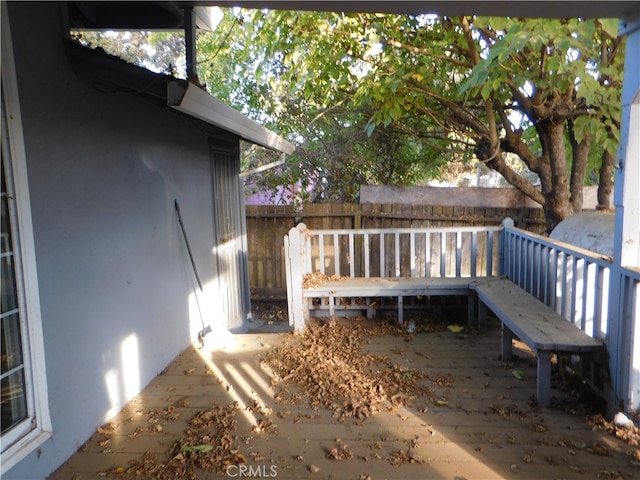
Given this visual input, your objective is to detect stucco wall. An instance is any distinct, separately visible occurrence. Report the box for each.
[5,3,239,478]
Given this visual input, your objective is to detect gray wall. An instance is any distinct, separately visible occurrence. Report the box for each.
[6,3,243,478]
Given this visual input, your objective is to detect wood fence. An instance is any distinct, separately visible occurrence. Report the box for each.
[246,203,546,297]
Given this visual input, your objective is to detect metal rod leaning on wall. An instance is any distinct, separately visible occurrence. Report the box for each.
[175,199,203,291]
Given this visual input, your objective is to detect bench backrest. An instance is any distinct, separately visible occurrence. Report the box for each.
[286,223,503,280]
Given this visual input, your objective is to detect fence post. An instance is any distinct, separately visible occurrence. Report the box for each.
[500,218,514,277]
[285,223,309,331]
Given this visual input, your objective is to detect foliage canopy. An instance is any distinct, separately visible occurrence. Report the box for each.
[73,10,624,228]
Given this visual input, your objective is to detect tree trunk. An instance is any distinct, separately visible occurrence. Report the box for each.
[542,122,576,232]
[569,125,591,213]
[597,149,615,210]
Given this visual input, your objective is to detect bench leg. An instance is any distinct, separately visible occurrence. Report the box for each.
[329,296,335,318]
[366,301,375,319]
[478,301,488,332]
[398,296,404,325]
[467,293,476,329]
[501,324,513,361]
[537,351,552,407]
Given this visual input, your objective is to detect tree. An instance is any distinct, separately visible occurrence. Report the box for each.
[71,13,623,228]
[255,110,442,203]
[238,12,623,230]
[194,12,445,202]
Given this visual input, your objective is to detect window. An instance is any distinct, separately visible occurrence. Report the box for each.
[1,162,29,436]
[1,4,51,470]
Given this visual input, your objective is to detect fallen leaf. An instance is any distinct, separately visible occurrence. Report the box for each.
[512,370,528,380]
[447,325,464,333]
[97,422,118,435]
[180,444,214,453]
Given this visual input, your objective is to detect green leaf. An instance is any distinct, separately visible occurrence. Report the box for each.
[447,325,464,333]
[480,81,493,100]
[365,122,376,137]
[600,19,618,37]
[512,370,528,380]
[389,102,403,121]
[181,444,214,453]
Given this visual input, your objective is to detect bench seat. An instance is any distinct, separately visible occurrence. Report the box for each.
[303,277,478,323]
[471,278,605,407]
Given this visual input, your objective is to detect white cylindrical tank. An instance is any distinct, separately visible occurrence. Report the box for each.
[549,211,614,258]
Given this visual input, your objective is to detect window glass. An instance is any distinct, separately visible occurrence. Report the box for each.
[0,154,28,435]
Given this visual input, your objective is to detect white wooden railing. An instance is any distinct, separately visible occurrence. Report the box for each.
[501,218,613,340]
[284,222,503,329]
[287,223,504,280]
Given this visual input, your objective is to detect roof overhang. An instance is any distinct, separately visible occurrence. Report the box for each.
[66,39,294,154]
[202,1,640,19]
[67,1,640,27]
[168,81,295,154]
[68,2,220,30]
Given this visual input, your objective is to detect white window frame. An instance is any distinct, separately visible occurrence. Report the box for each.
[1,3,52,471]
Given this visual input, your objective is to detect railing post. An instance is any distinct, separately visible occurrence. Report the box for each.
[500,218,515,277]
[285,223,309,331]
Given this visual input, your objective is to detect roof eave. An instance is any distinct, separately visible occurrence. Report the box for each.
[168,81,295,155]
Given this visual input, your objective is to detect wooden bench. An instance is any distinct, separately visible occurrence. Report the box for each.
[471,278,606,407]
[303,276,478,324]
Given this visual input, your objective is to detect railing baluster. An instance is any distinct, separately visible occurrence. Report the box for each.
[440,232,446,277]
[455,231,462,277]
[594,265,604,338]
[471,231,477,277]
[410,232,416,277]
[542,245,549,304]
[318,235,325,274]
[533,240,538,294]
[570,256,578,325]
[551,249,559,313]
[333,233,340,276]
[395,232,401,277]
[380,233,385,277]
[364,233,370,278]
[583,262,593,334]
[487,231,494,276]
[560,252,568,319]
[425,232,431,277]
[515,235,521,286]
[305,235,324,273]
[528,239,534,295]
[349,233,355,278]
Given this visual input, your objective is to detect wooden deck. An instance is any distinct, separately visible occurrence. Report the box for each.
[50,319,633,480]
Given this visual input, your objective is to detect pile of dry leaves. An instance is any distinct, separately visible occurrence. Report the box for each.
[263,319,433,422]
[106,403,247,479]
[302,272,348,288]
